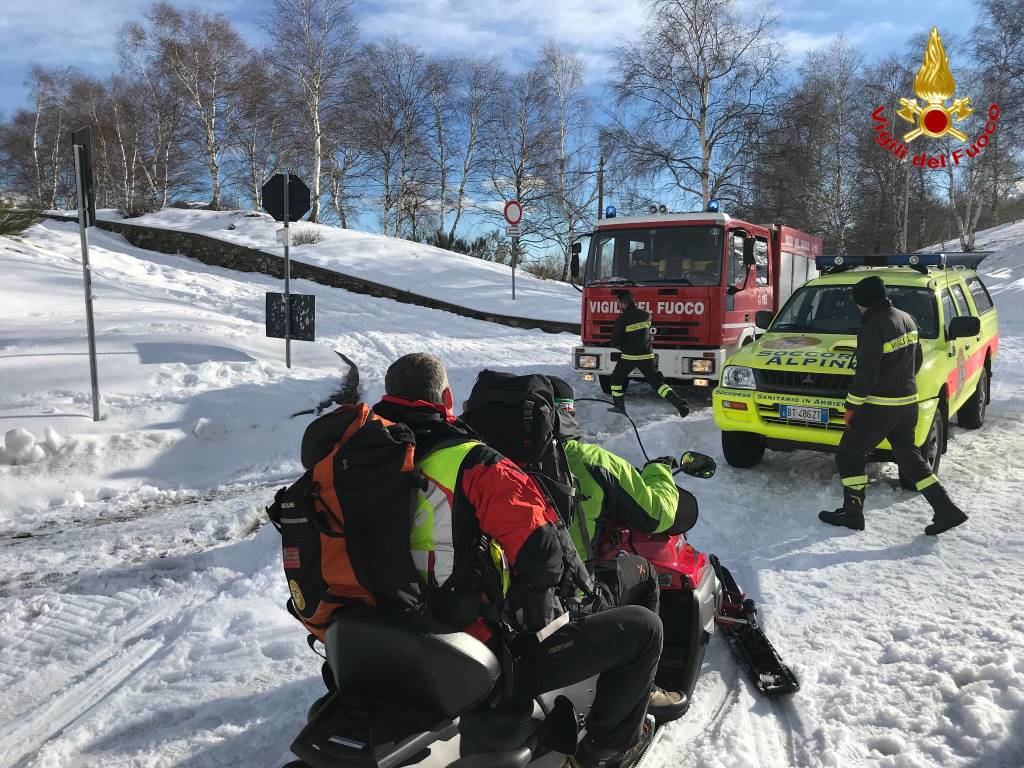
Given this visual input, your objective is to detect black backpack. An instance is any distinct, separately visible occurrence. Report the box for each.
[462,371,598,577]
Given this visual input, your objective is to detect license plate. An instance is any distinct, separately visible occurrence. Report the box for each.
[780,405,829,423]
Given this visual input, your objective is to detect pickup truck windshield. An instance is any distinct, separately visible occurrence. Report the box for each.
[585,225,723,286]
[771,283,939,338]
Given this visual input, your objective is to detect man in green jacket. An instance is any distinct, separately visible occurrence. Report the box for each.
[548,376,689,721]
[549,376,680,570]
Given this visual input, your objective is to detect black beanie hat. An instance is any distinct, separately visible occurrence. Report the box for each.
[852,275,887,307]
[547,376,581,441]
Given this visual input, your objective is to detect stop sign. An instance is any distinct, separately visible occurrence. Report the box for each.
[262,174,311,222]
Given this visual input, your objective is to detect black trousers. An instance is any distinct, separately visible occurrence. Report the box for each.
[513,605,662,751]
[594,555,660,614]
[836,403,936,495]
[609,358,672,400]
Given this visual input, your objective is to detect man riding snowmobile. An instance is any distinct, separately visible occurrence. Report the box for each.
[374,353,668,768]
[459,371,687,723]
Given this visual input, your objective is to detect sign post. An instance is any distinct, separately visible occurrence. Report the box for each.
[504,200,523,301]
[71,126,100,421]
[261,173,312,368]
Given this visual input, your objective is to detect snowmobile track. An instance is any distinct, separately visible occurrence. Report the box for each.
[1,596,180,768]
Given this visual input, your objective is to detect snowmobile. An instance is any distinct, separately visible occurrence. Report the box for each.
[587,402,800,701]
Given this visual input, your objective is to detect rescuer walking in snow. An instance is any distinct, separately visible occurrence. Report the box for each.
[609,290,689,416]
[819,276,968,535]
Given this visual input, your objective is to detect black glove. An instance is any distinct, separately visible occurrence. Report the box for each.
[645,456,679,470]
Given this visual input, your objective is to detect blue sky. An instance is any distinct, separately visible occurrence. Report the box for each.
[0,0,980,118]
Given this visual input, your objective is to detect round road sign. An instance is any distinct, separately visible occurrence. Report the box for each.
[504,200,523,225]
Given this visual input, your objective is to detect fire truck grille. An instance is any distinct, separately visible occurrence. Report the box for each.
[594,321,700,345]
[755,369,852,397]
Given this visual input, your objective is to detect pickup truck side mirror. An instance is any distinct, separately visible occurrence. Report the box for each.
[948,315,980,340]
[743,236,756,268]
[755,310,774,329]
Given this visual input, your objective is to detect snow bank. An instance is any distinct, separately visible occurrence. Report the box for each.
[107,208,581,324]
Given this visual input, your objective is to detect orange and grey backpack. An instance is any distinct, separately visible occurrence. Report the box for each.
[266,403,425,639]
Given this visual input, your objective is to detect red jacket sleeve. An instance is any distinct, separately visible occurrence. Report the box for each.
[460,458,564,589]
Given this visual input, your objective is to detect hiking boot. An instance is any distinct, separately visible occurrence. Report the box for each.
[665,390,689,418]
[648,686,688,724]
[818,487,865,530]
[922,484,968,535]
[571,715,656,768]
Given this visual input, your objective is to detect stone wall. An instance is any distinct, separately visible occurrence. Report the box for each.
[45,214,581,335]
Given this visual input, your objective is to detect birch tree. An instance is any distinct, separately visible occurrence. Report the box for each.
[611,0,781,208]
[268,0,358,223]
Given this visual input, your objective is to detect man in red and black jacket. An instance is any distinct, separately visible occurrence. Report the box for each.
[374,352,662,768]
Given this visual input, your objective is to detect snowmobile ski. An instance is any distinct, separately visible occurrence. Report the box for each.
[709,555,800,697]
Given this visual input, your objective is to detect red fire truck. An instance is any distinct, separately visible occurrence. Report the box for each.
[570,206,823,391]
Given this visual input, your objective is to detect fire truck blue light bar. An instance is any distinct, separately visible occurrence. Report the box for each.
[815,253,946,269]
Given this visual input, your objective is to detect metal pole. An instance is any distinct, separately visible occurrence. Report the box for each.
[74,144,101,421]
[597,155,605,220]
[512,236,518,300]
[283,172,291,369]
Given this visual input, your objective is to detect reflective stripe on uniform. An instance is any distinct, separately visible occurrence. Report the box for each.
[610,385,624,395]
[846,393,866,405]
[841,475,869,490]
[915,474,938,492]
[882,330,919,353]
[625,320,652,332]
[620,353,655,361]
[657,384,672,397]
[413,441,480,586]
[864,393,918,406]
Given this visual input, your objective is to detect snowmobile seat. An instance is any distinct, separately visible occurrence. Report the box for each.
[324,603,500,717]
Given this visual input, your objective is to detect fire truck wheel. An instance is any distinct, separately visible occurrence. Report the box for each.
[598,376,628,396]
[721,431,766,468]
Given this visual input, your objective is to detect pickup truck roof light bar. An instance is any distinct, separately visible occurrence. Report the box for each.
[816,253,946,275]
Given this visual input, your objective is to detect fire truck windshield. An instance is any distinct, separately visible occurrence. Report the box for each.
[584,225,724,286]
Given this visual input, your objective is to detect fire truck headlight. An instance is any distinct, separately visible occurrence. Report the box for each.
[576,353,600,370]
[690,358,714,374]
[722,365,756,389]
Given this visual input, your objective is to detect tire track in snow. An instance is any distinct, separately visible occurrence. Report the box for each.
[1,596,181,768]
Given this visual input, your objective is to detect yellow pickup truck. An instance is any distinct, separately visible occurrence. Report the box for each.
[712,254,999,487]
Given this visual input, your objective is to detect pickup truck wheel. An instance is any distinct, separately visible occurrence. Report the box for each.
[957,366,988,429]
[900,409,944,490]
[598,375,628,396]
[721,431,765,468]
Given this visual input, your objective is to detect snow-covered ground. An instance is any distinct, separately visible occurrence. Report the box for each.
[86,208,582,324]
[1,216,1022,768]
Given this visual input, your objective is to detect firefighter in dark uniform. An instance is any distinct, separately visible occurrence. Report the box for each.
[609,290,689,417]
[819,276,968,535]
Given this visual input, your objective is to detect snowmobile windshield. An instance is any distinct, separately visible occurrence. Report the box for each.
[771,283,939,338]
[585,225,724,286]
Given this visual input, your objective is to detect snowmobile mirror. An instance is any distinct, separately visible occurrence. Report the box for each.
[755,310,774,330]
[679,451,716,479]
